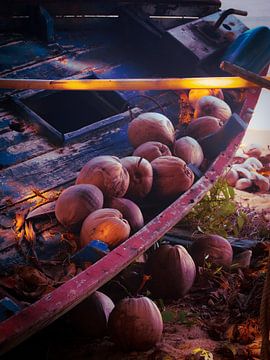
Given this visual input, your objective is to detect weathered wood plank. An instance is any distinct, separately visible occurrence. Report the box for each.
[0,109,139,207]
[0,89,180,207]
[0,41,65,75]
[0,93,175,224]
[0,185,67,228]
[0,137,54,169]
[164,233,260,252]
[0,89,177,167]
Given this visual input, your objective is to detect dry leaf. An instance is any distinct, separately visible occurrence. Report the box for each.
[26,201,56,220]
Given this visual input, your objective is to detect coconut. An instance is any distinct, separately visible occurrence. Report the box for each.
[243,143,263,158]
[235,178,253,190]
[186,116,223,142]
[151,156,194,200]
[128,112,175,148]
[80,213,130,249]
[85,208,123,222]
[76,155,130,198]
[194,96,232,123]
[254,173,270,192]
[146,244,196,299]
[133,141,172,162]
[67,291,114,338]
[55,184,103,231]
[232,164,253,180]
[188,88,224,109]
[106,197,144,233]
[189,234,233,268]
[225,168,239,186]
[243,157,263,171]
[108,297,163,351]
[174,136,204,167]
[121,156,153,199]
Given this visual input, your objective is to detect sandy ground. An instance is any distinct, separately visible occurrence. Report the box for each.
[235,189,270,220]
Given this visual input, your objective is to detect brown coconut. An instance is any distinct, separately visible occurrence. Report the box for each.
[106,198,144,233]
[133,141,172,162]
[80,214,130,249]
[194,96,232,123]
[76,155,130,198]
[55,184,103,231]
[174,136,204,167]
[146,244,196,299]
[254,173,270,192]
[108,297,163,351]
[243,143,263,158]
[121,156,153,199]
[235,178,253,190]
[85,208,123,222]
[128,112,175,148]
[225,168,239,186]
[67,291,114,338]
[151,156,194,200]
[186,116,223,142]
[189,234,233,268]
[188,88,224,109]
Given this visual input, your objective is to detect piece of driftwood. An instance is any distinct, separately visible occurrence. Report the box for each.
[165,228,261,253]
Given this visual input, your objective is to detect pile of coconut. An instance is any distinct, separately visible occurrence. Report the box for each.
[30,90,249,352]
[53,89,236,251]
[225,143,270,193]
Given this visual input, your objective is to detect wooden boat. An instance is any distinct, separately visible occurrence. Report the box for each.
[0,0,269,354]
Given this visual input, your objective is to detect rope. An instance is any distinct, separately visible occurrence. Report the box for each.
[260,249,270,359]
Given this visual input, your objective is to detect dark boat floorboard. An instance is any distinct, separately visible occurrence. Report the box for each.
[0,26,181,258]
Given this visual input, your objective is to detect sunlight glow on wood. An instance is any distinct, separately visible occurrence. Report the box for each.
[0,76,269,91]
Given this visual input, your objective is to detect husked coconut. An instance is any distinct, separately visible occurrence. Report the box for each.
[259,153,270,165]
[235,178,253,190]
[194,96,232,123]
[174,136,204,167]
[254,173,270,192]
[146,244,196,299]
[233,148,248,164]
[121,156,153,199]
[189,234,233,268]
[55,184,103,231]
[80,214,130,249]
[106,197,144,233]
[243,143,263,158]
[133,141,172,162]
[151,156,194,200]
[242,163,255,172]
[243,157,263,171]
[225,168,239,186]
[186,116,223,142]
[232,164,252,179]
[76,155,130,198]
[108,297,163,351]
[188,88,224,109]
[85,208,123,222]
[67,291,114,338]
[128,112,175,148]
